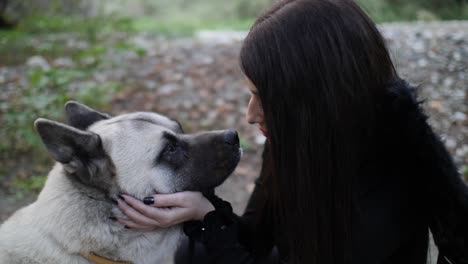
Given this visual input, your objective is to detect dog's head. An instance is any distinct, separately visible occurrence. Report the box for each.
[34,102,241,199]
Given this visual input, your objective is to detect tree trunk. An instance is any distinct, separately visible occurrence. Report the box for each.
[0,0,16,29]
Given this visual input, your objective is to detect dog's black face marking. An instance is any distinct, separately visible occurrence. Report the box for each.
[157,132,189,171]
[165,131,241,193]
[149,130,241,193]
[163,131,178,144]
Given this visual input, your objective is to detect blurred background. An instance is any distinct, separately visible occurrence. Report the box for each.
[0,2,467,259]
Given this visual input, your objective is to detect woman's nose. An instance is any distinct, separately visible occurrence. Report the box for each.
[246,97,263,125]
[246,111,256,124]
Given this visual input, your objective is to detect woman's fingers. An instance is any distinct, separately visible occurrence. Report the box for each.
[122,195,159,215]
[116,217,157,232]
[118,191,213,228]
[120,195,192,227]
[140,192,214,221]
[143,192,192,208]
[117,198,161,227]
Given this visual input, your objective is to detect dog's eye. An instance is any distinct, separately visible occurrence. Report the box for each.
[165,140,180,154]
[163,132,179,154]
[167,144,177,153]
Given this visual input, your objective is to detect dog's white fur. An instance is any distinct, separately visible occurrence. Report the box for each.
[0,165,181,264]
[0,106,192,264]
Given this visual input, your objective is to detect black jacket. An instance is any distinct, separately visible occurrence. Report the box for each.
[183,80,468,264]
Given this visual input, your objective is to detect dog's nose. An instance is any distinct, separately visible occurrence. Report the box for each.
[223,129,239,146]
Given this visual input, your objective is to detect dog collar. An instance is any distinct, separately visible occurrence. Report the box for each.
[80,252,132,264]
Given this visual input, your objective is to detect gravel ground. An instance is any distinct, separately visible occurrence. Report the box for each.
[1,21,467,263]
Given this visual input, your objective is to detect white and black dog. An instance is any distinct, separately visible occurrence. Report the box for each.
[0,102,242,264]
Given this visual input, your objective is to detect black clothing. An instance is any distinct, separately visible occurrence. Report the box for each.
[177,80,468,264]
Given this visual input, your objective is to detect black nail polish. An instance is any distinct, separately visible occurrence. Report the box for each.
[109,216,117,221]
[111,199,118,205]
[118,195,124,200]
[143,197,155,205]
[124,225,130,229]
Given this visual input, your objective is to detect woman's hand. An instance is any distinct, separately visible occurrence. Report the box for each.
[116,191,215,231]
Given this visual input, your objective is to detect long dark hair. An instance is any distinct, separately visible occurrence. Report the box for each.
[240,0,397,263]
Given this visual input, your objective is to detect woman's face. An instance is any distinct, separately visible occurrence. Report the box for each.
[245,79,268,136]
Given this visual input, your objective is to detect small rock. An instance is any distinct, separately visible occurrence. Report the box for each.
[158,83,179,95]
[215,98,225,107]
[453,89,465,99]
[451,32,464,42]
[131,35,153,51]
[453,52,462,61]
[144,80,158,90]
[193,54,214,65]
[199,89,210,98]
[453,112,466,122]
[26,56,50,71]
[182,101,193,109]
[428,100,444,112]
[412,41,425,53]
[456,145,468,157]
[94,72,108,83]
[81,56,96,66]
[430,72,440,84]
[445,138,457,149]
[443,78,454,87]
[422,30,433,39]
[53,57,75,68]
[417,58,428,67]
[67,39,89,49]
[195,30,247,44]
[225,116,236,127]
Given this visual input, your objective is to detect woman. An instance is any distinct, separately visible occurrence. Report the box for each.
[116,0,468,263]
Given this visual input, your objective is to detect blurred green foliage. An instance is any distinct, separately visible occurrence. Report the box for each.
[1,38,138,194]
[1,67,122,156]
[358,0,468,22]
[0,74,121,193]
[240,138,252,152]
[11,175,48,199]
[2,0,467,36]
[2,0,466,65]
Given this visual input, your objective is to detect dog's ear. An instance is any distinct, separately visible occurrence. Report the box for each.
[65,101,110,130]
[34,118,102,171]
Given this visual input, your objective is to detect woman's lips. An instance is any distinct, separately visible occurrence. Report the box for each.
[259,127,269,138]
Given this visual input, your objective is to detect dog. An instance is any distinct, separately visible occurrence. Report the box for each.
[0,101,242,264]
